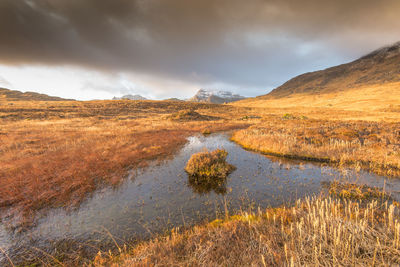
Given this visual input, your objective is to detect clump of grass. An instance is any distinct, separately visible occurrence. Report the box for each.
[202,128,211,135]
[282,113,295,120]
[282,113,308,120]
[240,115,262,120]
[185,150,232,195]
[168,110,219,121]
[185,149,235,179]
[326,181,390,200]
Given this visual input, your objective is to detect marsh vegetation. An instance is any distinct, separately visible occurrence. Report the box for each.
[95,196,400,266]
[324,181,391,200]
[1,99,400,266]
[232,118,400,177]
[0,101,248,228]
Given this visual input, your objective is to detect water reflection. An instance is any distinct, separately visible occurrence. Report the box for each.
[187,175,228,195]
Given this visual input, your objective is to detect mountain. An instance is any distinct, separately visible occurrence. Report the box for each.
[234,41,400,111]
[164,98,184,101]
[113,94,147,100]
[189,89,246,104]
[0,87,74,101]
[267,41,400,98]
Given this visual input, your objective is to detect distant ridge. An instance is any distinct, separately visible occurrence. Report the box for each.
[0,87,74,101]
[164,98,183,101]
[189,89,246,104]
[264,41,400,98]
[113,94,147,100]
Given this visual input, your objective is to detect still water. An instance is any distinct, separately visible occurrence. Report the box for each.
[1,133,399,264]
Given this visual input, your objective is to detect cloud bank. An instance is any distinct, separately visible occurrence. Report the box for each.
[0,0,399,99]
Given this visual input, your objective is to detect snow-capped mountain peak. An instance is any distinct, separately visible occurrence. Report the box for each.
[189,89,246,104]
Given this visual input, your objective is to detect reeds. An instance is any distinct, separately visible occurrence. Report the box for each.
[95,196,400,266]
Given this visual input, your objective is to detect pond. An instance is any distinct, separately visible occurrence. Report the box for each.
[1,133,399,264]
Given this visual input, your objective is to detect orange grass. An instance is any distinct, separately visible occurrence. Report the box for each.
[232,118,400,177]
[2,97,400,265]
[0,100,249,227]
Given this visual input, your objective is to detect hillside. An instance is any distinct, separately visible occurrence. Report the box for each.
[0,87,73,101]
[269,41,400,97]
[235,41,400,111]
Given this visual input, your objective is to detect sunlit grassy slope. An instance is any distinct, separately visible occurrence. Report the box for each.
[234,82,400,112]
[235,42,400,117]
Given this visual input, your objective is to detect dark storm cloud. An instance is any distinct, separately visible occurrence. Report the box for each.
[1,0,400,91]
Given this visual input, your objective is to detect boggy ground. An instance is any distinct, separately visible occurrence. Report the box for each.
[0,100,251,228]
[93,194,400,266]
[1,99,400,228]
[2,98,400,265]
[232,117,400,177]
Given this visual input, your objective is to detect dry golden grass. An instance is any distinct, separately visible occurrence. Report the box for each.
[2,92,400,265]
[0,100,249,228]
[231,118,400,177]
[93,196,400,266]
[234,82,400,122]
[235,82,400,110]
[1,97,399,228]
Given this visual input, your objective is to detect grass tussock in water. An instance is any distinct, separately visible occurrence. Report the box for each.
[185,149,235,179]
[93,196,400,266]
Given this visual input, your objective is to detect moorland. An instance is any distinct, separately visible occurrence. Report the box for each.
[1,42,400,266]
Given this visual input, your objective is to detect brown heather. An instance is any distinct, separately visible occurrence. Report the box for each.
[1,99,400,228]
[0,100,249,227]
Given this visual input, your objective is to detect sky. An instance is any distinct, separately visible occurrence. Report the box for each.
[0,0,399,100]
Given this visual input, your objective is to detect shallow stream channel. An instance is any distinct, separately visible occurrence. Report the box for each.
[1,133,400,264]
